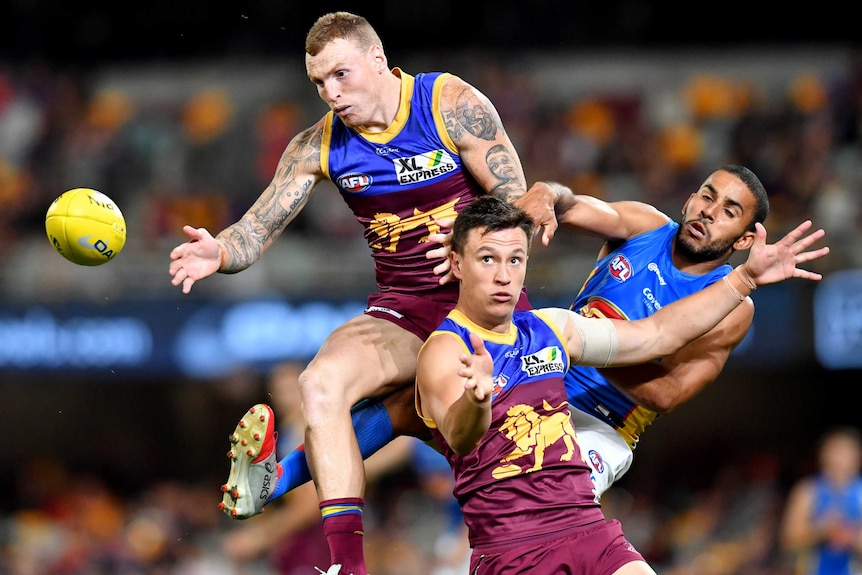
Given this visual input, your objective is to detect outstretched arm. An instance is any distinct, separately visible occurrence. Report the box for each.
[598,303,750,413]
[417,331,494,456]
[517,181,670,243]
[600,280,754,413]
[169,121,325,293]
[612,220,826,364]
[561,220,828,366]
[427,183,668,283]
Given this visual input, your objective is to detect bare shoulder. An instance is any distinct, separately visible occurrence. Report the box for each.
[786,475,817,502]
[285,118,326,165]
[270,117,326,186]
[534,307,577,332]
[614,200,670,220]
[438,74,490,108]
[418,331,468,379]
[420,330,466,359]
[438,74,502,144]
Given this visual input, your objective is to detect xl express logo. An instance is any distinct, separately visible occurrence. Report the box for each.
[394,150,457,184]
[520,346,565,377]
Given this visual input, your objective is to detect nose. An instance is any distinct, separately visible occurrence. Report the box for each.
[321,80,339,104]
[700,202,717,220]
[495,264,511,284]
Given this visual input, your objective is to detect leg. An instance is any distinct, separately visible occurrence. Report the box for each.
[257,383,431,506]
[301,313,422,498]
[382,382,433,440]
[300,314,423,575]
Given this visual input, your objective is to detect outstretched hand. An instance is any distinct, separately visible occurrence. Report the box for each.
[514,182,560,247]
[459,332,495,405]
[169,225,222,294]
[740,220,829,287]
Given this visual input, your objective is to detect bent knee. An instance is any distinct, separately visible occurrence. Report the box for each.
[298,368,354,417]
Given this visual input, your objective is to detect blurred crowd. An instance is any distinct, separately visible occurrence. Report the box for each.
[3,419,860,575]
[0,47,859,302]
[2,47,861,574]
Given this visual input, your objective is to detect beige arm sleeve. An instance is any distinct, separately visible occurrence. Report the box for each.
[538,307,619,367]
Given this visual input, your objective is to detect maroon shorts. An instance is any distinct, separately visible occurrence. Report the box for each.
[469,519,644,575]
[365,288,532,341]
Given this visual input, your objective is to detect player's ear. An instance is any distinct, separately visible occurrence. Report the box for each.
[734,229,757,251]
[451,252,464,280]
[371,46,386,72]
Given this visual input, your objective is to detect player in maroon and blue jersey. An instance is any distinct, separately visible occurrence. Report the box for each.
[167,11,562,575]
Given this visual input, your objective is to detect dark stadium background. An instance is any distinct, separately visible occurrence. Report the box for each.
[3,1,859,65]
[0,3,860,573]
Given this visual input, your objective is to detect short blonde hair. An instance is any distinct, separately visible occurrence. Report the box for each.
[305,12,383,56]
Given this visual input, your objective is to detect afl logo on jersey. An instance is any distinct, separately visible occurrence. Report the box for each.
[338,173,373,193]
[588,450,605,473]
[609,255,633,282]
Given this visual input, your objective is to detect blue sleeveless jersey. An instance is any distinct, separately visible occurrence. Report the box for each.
[321,69,483,295]
[805,476,862,575]
[565,221,732,449]
[421,309,604,547]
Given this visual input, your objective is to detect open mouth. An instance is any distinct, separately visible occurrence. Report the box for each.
[687,221,706,239]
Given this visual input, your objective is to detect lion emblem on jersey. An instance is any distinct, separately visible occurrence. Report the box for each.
[368,198,460,252]
[493,399,577,479]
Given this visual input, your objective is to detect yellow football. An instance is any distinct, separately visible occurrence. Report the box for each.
[45,188,127,266]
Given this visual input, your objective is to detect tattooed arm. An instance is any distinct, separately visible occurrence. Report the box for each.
[439,76,558,247]
[439,76,527,202]
[427,77,559,285]
[169,120,326,294]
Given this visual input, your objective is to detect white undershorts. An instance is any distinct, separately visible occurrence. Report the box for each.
[569,408,634,500]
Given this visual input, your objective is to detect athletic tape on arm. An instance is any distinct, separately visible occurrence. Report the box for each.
[571,315,619,367]
[538,308,619,367]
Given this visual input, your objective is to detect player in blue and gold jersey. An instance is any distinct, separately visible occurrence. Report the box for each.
[542,164,774,496]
